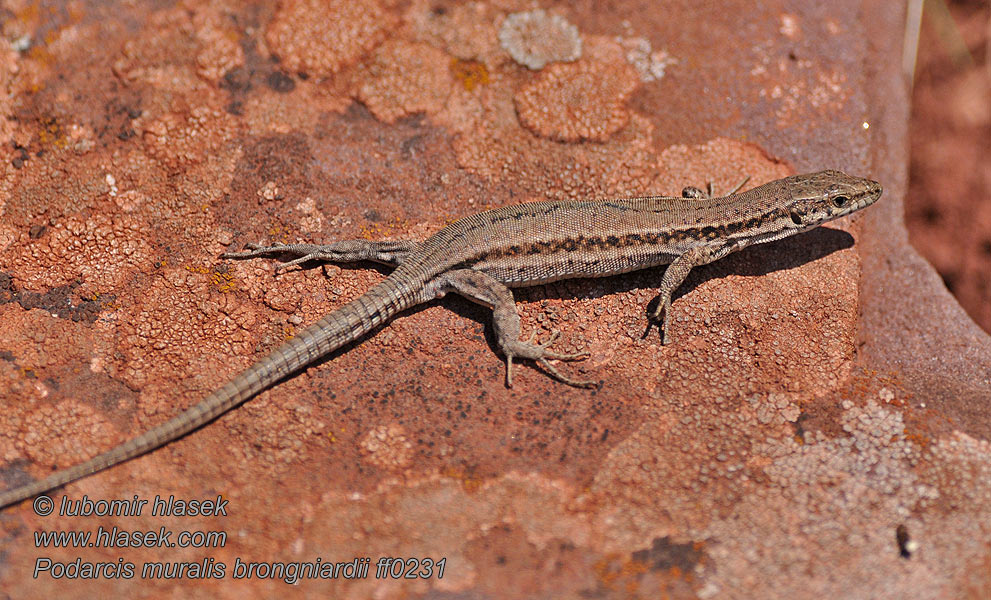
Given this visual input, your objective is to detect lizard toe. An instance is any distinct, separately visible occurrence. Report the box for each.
[500,331,592,387]
[537,358,595,388]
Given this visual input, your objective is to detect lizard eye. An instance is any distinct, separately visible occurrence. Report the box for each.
[790,212,803,226]
[833,195,850,207]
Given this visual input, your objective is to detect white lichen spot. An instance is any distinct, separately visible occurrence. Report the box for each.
[295,197,324,234]
[747,392,801,425]
[780,14,800,38]
[12,34,31,52]
[258,181,281,202]
[105,173,118,197]
[296,197,317,213]
[499,9,582,70]
[615,36,677,82]
[359,424,413,470]
[114,190,147,212]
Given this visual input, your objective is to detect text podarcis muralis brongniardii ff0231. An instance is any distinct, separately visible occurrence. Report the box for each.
[0,169,882,508]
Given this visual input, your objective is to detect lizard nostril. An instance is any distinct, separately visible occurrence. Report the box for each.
[790,213,802,226]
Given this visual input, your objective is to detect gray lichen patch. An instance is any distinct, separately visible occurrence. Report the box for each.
[498,9,582,70]
[615,36,678,82]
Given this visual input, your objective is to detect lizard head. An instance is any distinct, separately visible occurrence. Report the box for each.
[782,170,882,231]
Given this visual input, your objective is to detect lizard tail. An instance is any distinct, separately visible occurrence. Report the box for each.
[0,273,421,509]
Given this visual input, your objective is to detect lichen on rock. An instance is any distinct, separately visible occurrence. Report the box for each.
[355,41,453,124]
[498,9,582,70]
[514,59,639,142]
[266,0,397,78]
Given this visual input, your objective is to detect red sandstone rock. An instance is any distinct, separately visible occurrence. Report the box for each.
[0,1,988,598]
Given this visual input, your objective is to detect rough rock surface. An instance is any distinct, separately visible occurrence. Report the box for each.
[905,1,991,335]
[0,1,988,598]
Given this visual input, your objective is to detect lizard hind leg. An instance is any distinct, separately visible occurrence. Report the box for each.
[431,269,594,388]
[222,240,421,271]
[681,175,751,199]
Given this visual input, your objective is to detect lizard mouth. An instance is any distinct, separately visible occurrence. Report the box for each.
[862,179,884,205]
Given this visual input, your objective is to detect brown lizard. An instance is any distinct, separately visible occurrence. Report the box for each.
[0,170,881,508]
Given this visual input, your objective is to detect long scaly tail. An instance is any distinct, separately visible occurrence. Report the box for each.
[0,272,420,509]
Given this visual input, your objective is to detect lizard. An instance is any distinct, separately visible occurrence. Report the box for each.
[0,169,881,509]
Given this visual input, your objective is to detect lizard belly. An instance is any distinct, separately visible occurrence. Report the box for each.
[474,247,680,287]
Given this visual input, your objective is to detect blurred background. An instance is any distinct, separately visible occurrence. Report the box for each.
[906,0,990,333]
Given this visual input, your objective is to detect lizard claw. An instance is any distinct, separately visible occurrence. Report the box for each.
[222,243,331,273]
[644,298,673,345]
[221,242,288,259]
[504,329,594,389]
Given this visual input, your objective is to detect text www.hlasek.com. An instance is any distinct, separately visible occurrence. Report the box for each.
[34,526,226,549]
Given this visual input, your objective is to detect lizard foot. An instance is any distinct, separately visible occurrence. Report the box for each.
[223,242,365,273]
[681,175,751,199]
[645,297,673,345]
[223,240,416,271]
[503,330,593,389]
[221,242,291,258]
[222,243,340,272]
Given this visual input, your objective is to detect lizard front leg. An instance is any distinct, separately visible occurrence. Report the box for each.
[648,246,710,345]
[649,242,741,344]
[429,269,593,388]
[652,175,751,345]
[223,240,421,271]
